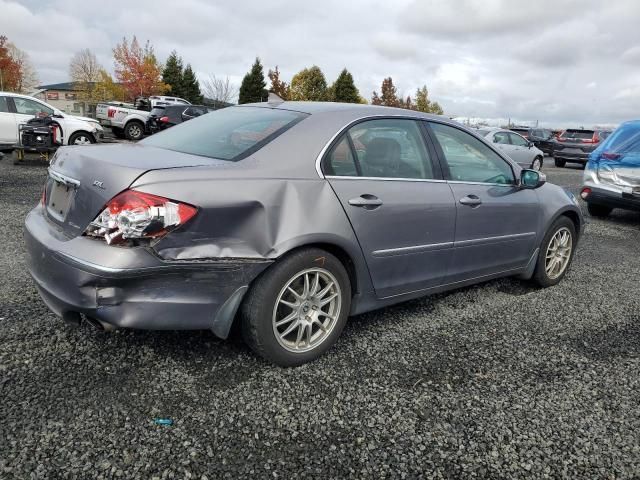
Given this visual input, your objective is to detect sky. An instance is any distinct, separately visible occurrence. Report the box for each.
[2,0,640,128]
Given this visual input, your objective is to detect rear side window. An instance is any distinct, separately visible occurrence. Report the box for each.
[325,136,358,176]
[493,132,510,144]
[347,119,434,179]
[429,122,514,185]
[141,106,307,161]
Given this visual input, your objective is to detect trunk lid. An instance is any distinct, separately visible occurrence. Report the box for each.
[44,144,216,237]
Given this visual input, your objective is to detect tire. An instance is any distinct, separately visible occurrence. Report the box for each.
[587,203,613,218]
[531,216,576,288]
[68,132,95,146]
[554,158,566,168]
[111,127,126,139]
[531,156,543,171]
[241,248,351,367]
[124,121,145,141]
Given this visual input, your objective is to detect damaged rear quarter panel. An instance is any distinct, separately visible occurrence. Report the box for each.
[130,172,375,296]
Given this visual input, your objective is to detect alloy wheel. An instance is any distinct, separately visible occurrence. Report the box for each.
[73,135,92,145]
[272,268,342,353]
[545,227,572,279]
[532,158,542,171]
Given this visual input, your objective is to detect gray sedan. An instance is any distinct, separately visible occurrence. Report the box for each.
[477,127,545,170]
[25,102,583,366]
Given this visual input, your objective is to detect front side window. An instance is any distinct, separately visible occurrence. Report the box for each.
[0,96,9,113]
[429,122,515,185]
[493,132,510,144]
[13,97,53,116]
[344,118,434,179]
[509,133,529,147]
[141,106,307,161]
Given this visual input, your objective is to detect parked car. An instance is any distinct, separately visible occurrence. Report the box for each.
[0,92,103,151]
[581,120,639,216]
[96,96,191,141]
[509,127,530,139]
[526,128,555,155]
[146,105,210,133]
[477,127,545,170]
[25,102,583,366]
[552,128,612,168]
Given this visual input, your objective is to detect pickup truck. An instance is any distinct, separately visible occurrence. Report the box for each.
[96,96,191,141]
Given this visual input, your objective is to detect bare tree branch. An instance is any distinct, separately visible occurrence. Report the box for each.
[201,75,237,104]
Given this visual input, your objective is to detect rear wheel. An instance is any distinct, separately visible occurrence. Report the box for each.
[532,217,576,287]
[587,203,613,217]
[124,121,145,141]
[554,158,566,168]
[241,248,351,366]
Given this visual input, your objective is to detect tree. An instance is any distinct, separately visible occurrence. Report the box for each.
[415,85,443,114]
[69,48,102,101]
[162,50,183,97]
[201,75,237,104]
[371,91,381,105]
[238,57,267,104]
[268,66,289,100]
[113,36,168,100]
[93,69,126,102]
[330,68,360,103]
[290,66,327,101]
[7,43,38,93]
[0,36,37,93]
[181,64,202,103]
[379,77,399,107]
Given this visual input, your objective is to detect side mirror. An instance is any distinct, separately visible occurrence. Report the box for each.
[527,141,534,148]
[520,169,546,189]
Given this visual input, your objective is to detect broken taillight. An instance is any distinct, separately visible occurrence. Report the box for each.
[84,190,197,245]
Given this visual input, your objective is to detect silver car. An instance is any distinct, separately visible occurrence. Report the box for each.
[25,102,583,366]
[477,127,545,170]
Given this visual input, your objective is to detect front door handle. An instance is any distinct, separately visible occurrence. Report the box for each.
[349,194,383,210]
[459,195,482,207]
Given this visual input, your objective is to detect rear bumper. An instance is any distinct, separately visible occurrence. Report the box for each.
[583,182,640,212]
[24,206,272,337]
[554,150,592,163]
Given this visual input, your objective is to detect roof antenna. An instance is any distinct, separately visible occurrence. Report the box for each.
[267,92,285,106]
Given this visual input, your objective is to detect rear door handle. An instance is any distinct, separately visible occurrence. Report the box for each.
[349,194,383,209]
[459,195,482,207]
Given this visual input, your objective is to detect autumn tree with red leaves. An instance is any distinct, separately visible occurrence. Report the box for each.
[0,35,23,91]
[112,36,168,100]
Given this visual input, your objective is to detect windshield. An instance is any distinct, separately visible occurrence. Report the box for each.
[141,106,307,161]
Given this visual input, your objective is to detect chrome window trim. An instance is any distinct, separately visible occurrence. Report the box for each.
[314,113,435,179]
[447,180,517,187]
[325,175,446,183]
[48,168,80,188]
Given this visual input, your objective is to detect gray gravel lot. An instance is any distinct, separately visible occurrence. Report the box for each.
[1,154,639,479]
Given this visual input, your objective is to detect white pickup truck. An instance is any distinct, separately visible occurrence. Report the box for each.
[96,96,191,141]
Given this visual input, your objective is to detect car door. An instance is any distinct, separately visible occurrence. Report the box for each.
[324,118,456,298]
[507,132,533,167]
[426,122,540,282]
[0,96,17,145]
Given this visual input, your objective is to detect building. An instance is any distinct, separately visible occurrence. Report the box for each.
[31,82,95,117]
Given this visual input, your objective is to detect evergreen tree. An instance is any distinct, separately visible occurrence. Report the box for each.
[380,77,399,107]
[415,85,443,114]
[162,50,184,97]
[181,64,202,103]
[371,91,382,105]
[239,57,267,104]
[289,65,327,101]
[331,68,360,103]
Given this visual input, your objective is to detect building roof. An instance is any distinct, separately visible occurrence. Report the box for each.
[37,82,94,91]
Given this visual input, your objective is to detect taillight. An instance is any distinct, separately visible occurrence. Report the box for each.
[159,116,169,123]
[601,152,621,161]
[84,190,197,245]
[580,188,591,200]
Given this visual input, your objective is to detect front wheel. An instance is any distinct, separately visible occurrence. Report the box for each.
[241,248,351,367]
[531,156,543,171]
[68,132,95,146]
[531,217,576,287]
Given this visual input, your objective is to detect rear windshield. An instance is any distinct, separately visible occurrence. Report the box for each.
[141,106,307,161]
[561,130,594,140]
[149,107,165,116]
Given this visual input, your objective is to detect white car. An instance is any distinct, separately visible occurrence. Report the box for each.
[0,92,103,150]
[477,127,544,170]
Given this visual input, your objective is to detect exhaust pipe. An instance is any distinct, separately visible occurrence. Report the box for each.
[84,316,117,332]
[61,311,82,327]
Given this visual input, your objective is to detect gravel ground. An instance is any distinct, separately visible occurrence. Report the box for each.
[1,155,639,479]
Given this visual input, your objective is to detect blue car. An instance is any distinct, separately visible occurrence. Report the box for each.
[582,121,640,217]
